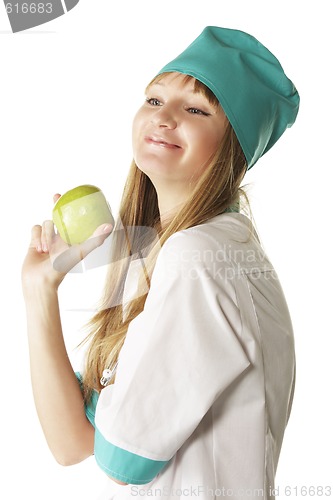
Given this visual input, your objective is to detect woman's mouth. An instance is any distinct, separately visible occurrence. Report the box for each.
[145,136,181,149]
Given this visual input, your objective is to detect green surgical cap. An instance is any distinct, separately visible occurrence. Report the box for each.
[157,26,300,169]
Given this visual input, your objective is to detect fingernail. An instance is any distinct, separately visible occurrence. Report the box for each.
[103,224,113,233]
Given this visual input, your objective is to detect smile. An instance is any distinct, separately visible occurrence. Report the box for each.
[144,136,181,149]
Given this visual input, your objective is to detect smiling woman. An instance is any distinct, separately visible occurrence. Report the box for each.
[21,26,300,499]
[132,73,229,213]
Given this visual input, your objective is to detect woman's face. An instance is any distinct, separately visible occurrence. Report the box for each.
[132,73,228,188]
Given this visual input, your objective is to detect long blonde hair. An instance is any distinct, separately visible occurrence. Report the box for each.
[81,74,248,401]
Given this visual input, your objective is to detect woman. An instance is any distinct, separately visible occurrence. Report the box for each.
[22,27,300,499]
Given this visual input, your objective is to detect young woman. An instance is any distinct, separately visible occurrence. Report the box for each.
[22,27,300,499]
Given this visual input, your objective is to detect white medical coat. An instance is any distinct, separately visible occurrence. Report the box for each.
[81,213,295,500]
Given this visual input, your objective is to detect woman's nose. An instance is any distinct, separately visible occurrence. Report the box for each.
[151,107,177,129]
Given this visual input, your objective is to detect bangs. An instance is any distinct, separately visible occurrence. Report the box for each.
[146,72,220,108]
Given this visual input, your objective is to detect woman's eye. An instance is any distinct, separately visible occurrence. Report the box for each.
[187,107,210,116]
[146,97,161,106]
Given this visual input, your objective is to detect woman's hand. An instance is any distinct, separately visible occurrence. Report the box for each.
[22,194,113,294]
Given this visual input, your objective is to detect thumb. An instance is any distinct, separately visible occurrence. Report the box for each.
[52,223,113,273]
[80,223,114,258]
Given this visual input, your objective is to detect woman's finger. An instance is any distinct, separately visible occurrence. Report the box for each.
[30,224,43,252]
[53,193,61,204]
[41,220,56,253]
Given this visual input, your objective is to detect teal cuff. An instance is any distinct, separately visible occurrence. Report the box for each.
[75,372,99,428]
[94,427,169,485]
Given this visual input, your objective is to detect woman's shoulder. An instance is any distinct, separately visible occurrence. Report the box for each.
[164,213,258,253]
[159,213,270,273]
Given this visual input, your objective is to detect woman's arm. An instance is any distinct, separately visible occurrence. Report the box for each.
[24,285,94,465]
[21,217,112,466]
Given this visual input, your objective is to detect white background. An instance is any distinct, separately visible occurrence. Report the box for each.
[1,1,332,499]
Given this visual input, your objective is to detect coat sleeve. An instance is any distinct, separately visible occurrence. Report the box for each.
[93,229,251,485]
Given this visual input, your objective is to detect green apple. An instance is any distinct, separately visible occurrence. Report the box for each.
[52,184,114,245]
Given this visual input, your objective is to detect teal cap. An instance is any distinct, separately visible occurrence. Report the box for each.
[157,26,300,169]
